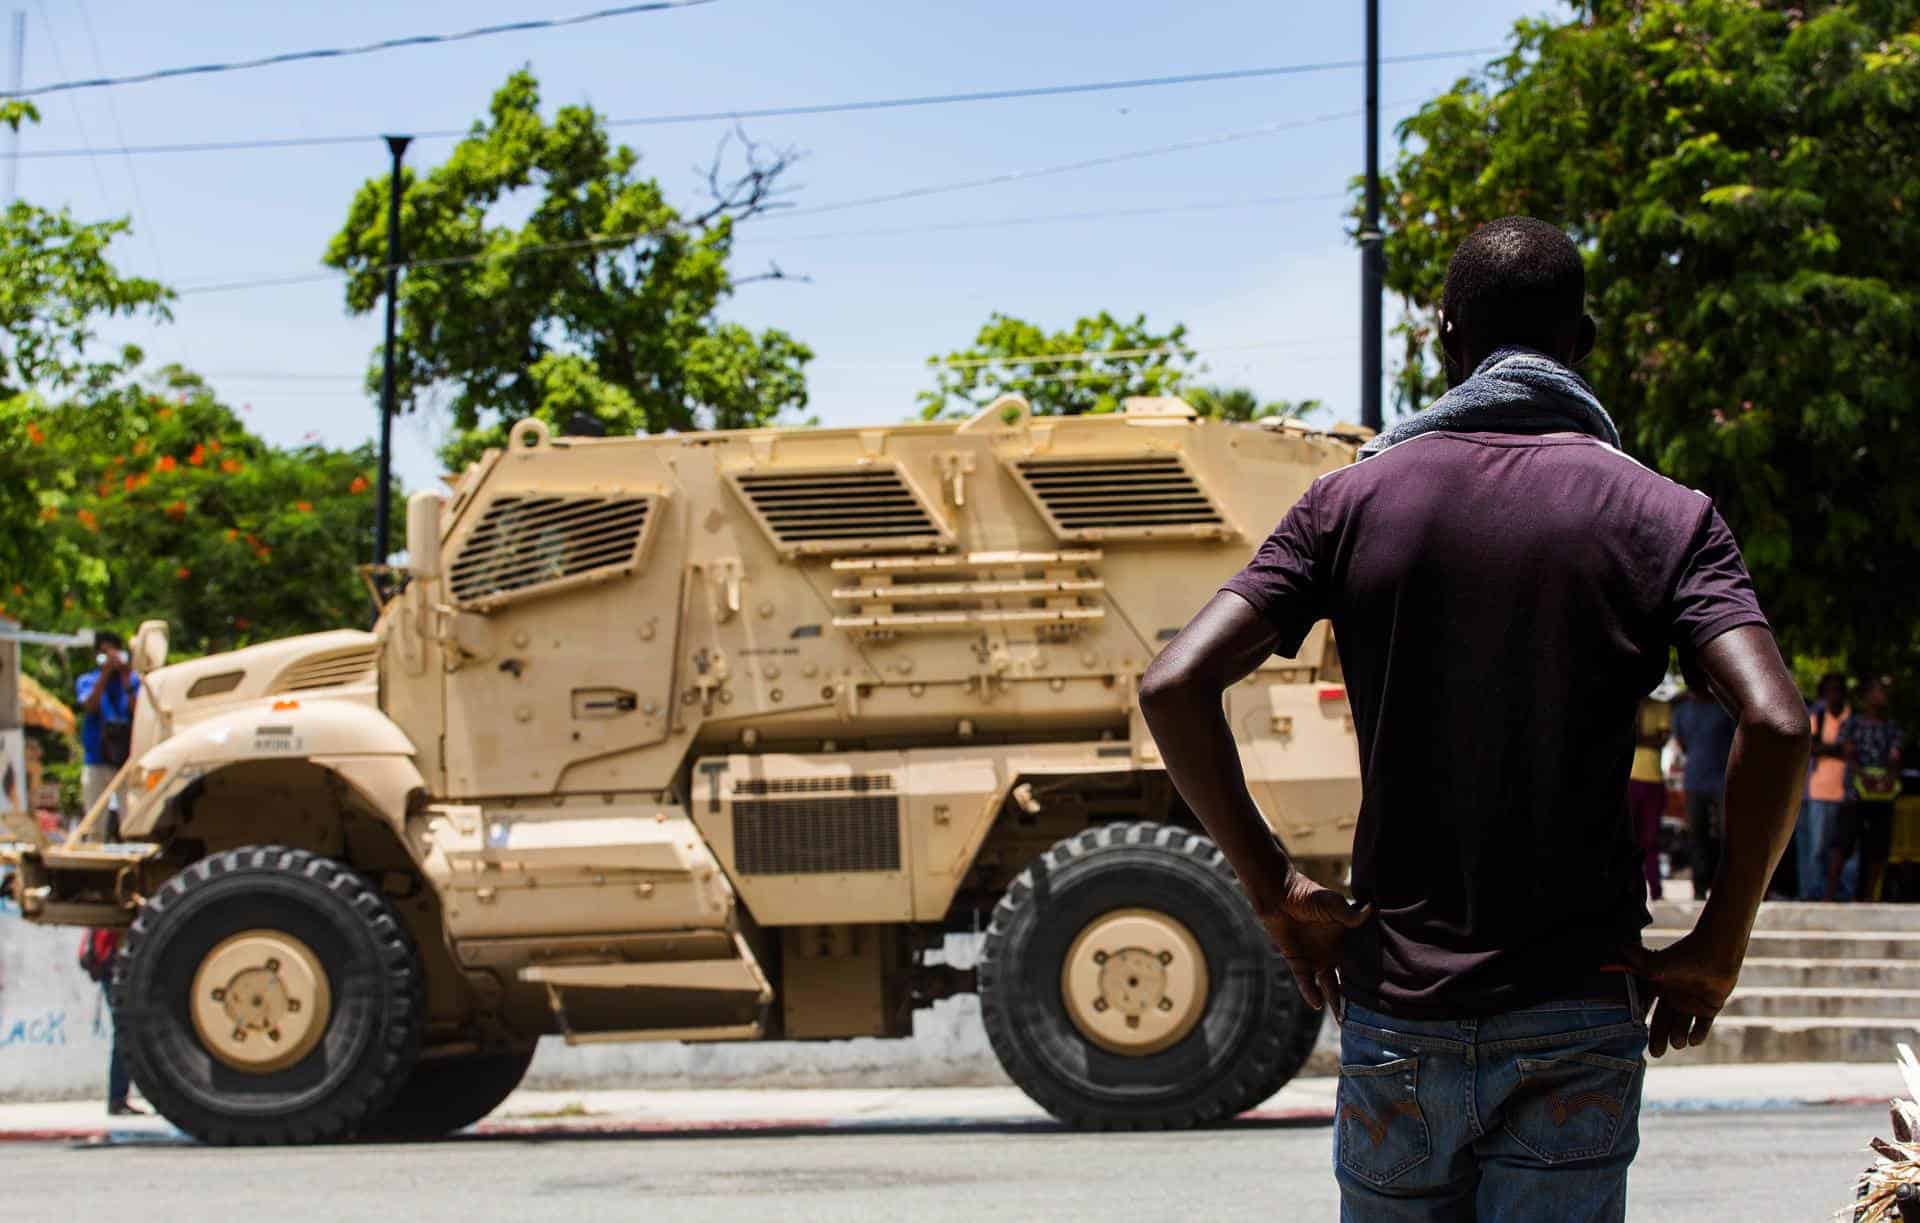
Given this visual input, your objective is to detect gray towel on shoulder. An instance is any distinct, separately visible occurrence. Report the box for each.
[1357,345,1621,458]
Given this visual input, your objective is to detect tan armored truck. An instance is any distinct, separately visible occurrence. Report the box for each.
[2,395,1364,1144]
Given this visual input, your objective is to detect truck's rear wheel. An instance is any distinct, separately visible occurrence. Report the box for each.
[359,1047,537,1140]
[979,822,1315,1130]
[113,846,424,1145]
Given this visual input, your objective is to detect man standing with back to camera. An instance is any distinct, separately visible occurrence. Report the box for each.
[1140,217,1810,1220]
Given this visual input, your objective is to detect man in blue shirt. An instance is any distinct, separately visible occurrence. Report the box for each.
[1671,688,1736,898]
[75,630,139,821]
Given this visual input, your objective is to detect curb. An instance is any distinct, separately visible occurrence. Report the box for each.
[0,1098,1884,1146]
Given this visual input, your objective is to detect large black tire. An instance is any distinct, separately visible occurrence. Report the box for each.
[979,822,1318,1130]
[359,1047,537,1141]
[1225,995,1325,1116]
[113,846,425,1145]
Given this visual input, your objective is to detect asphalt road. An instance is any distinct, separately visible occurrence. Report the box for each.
[0,1105,1877,1222]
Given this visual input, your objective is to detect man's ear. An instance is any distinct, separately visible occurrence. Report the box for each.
[1572,313,1597,366]
[1438,308,1463,373]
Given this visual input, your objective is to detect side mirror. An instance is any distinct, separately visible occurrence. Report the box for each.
[130,620,169,674]
[406,491,446,582]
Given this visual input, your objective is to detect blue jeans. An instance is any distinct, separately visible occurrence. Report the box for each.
[1799,799,1842,900]
[1335,987,1648,1222]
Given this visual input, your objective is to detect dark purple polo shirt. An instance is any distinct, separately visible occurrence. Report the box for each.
[1221,431,1767,1017]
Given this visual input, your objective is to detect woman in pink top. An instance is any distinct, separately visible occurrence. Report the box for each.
[1802,673,1849,900]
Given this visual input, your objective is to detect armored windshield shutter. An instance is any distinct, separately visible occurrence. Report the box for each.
[449,492,655,609]
[1008,454,1233,542]
[727,465,951,557]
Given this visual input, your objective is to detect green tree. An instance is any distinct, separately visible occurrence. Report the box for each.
[1375,0,1920,671]
[1,102,171,607]
[918,312,1194,419]
[324,69,813,467]
[1184,385,1322,423]
[9,372,384,659]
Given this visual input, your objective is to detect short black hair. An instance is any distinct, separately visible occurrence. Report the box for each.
[1441,217,1585,353]
[94,629,125,650]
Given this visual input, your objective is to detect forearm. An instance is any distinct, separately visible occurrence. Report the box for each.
[1141,686,1291,911]
[1698,715,1810,950]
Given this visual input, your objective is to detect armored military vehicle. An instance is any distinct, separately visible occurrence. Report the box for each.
[2,395,1364,1144]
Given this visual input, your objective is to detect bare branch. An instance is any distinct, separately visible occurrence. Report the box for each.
[734,259,813,288]
[688,123,805,228]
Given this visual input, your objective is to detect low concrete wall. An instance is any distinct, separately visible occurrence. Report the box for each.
[0,895,117,1102]
[0,912,1336,1102]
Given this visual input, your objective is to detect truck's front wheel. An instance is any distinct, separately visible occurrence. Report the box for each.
[114,846,424,1145]
[979,822,1316,1130]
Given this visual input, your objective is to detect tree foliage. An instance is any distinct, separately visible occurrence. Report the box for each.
[918,312,1195,419]
[1377,0,1920,671]
[324,69,814,468]
[6,374,383,660]
[1184,385,1322,424]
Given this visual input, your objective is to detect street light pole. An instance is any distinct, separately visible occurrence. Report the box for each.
[1359,0,1384,433]
[373,134,410,570]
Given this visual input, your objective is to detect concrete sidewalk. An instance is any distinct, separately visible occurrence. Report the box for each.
[1,1062,1905,1145]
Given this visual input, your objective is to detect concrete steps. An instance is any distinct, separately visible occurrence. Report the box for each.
[1643,900,1920,1063]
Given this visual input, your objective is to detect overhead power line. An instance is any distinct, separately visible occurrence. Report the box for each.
[4,49,1498,160]
[1,0,716,99]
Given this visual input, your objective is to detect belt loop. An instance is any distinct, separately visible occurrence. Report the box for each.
[1624,971,1642,1020]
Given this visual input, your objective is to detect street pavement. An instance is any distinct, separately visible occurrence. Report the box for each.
[0,1102,1881,1221]
[0,1065,1900,1220]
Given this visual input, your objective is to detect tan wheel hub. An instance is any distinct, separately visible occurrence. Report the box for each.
[1060,907,1209,1056]
[190,930,331,1074]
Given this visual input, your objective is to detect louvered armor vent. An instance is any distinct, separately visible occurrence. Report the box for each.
[1010,454,1232,541]
[729,466,948,556]
[449,493,652,608]
[733,778,902,875]
[272,645,378,692]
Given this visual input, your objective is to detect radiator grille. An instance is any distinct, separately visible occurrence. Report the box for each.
[733,795,901,874]
[730,467,947,556]
[733,774,894,796]
[449,493,651,607]
[1011,455,1229,540]
[272,646,376,692]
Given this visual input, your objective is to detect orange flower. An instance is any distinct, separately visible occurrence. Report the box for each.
[62,596,74,610]
[156,406,173,421]
[165,500,187,520]
[294,501,312,513]
[207,439,222,454]
[175,566,191,580]
[108,455,124,468]
[123,475,137,492]
[133,438,150,456]
[37,506,57,522]
[25,423,43,445]
[9,584,20,596]
[225,528,238,541]
[256,548,272,563]
[220,458,243,475]
[348,475,369,495]
[156,455,177,473]
[76,509,98,531]
[187,444,206,467]
[244,533,259,547]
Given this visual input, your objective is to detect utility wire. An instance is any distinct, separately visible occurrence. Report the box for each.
[2,0,717,99]
[28,2,110,208]
[4,48,1498,160]
[735,192,1345,246]
[70,0,192,369]
[173,105,1387,297]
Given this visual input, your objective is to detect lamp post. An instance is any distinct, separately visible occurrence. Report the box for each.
[372,134,411,570]
[1359,0,1384,433]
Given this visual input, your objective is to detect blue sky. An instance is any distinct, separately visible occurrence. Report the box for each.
[12,0,1554,491]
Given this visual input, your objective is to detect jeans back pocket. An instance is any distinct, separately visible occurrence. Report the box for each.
[1501,1052,1641,1165]
[1336,1057,1430,1186]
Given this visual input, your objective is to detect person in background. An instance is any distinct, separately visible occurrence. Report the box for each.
[1628,694,1670,899]
[1802,673,1850,900]
[75,630,139,825]
[1671,687,1736,898]
[77,926,143,1116]
[1833,675,1904,903]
